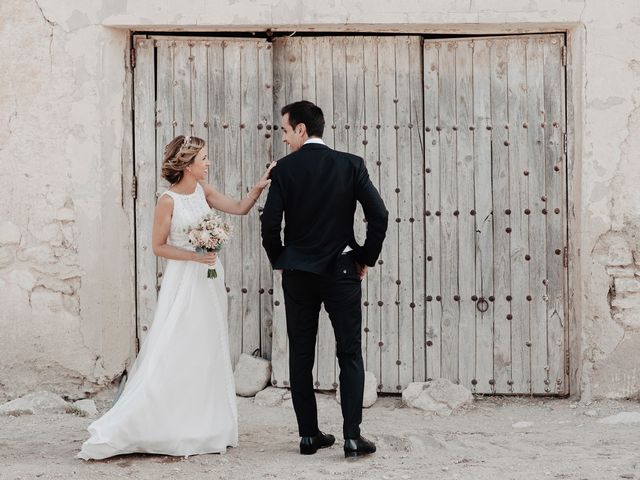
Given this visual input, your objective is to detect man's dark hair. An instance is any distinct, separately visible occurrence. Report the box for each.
[280,100,325,138]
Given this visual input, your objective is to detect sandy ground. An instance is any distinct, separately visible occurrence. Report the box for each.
[1,393,639,480]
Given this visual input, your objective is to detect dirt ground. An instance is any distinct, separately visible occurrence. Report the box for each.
[1,393,639,480]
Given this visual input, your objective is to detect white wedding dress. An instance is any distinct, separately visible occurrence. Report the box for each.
[79,183,238,460]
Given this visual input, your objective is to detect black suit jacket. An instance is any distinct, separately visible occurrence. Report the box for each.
[260,142,389,276]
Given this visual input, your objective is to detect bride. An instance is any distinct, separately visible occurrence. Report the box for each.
[78,135,275,460]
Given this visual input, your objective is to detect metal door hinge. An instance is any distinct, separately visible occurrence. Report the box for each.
[130,47,136,69]
[131,175,138,199]
[563,246,568,268]
[561,45,567,66]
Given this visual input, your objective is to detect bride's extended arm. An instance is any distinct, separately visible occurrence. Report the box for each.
[152,195,217,265]
[200,161,276,215]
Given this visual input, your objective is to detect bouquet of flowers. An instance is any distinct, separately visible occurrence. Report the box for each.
[186,211,233,279]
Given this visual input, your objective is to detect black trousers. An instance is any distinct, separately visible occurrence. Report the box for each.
[282,253,364,439]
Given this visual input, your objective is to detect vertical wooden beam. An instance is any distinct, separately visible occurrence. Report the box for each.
[133,37,156,346]
[490,39,512,393]
[471,38,495,394]
[423,40,442,382]
[455,40,476,391]
[439,41,460,384]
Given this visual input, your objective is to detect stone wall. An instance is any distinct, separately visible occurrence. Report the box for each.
[0,0,134,401]
[1,0,639,400]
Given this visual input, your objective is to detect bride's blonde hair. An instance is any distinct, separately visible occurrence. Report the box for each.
[161,135,206,184]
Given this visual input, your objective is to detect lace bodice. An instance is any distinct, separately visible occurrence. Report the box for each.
[161,183,212,251]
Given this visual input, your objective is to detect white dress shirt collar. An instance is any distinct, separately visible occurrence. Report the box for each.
[303,137,326,146]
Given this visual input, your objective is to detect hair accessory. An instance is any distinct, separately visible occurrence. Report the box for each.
[176,135,192,156]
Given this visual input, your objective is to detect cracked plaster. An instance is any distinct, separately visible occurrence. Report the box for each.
[1,0,640,401]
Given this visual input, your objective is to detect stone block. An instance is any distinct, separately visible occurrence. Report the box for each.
[512,421,534,428]
[619,308,640,329]
[0,221,21,245]
[9,269,37,291]
[234,353,271,397]
[0,391,70,416]
[55,208,75,222]
[71,399,98,417]
[0,247,14,268]
[254,387,288,407]
[17,246,55,264]
[598,412,640,425]
[30,287,65,314]
[615,277,640,294]
[606,267,636,278]
[37,276,75,295]
[611,296,640,309]
[607,238,633,266]
[336,371,378,408]
[402,378,473,416]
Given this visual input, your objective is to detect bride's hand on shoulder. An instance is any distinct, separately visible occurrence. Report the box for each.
[256,161,277,189]
[193,251,217,266]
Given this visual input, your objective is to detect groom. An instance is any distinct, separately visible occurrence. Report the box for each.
[261,100,388,458]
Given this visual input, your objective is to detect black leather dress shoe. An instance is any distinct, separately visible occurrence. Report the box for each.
[344,435,376,458]
[299,431,336,455]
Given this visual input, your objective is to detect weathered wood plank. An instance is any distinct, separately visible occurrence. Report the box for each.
[423,40,442,381]
[315,37,335,150]
[557,34,569,395]
[362,38,382,384]
[170,41,194,342]
[240,41,261,357]
[154,39,175,317]
[173,41,192,140]
[258,40,274,360]
[455,40,476,391]
[191,42,209,144]
[471,38,495,394]
[314,36,338,390]
[490,39,512,393]
[272,38,287,161]
[300,37,316,101]
[438,41,460,384]
[377,37,400,392]
[525,36,549,394]
[469,39,494,393]
[395,36,415,389]
[124,37,137,365]
[317,36,349,390]
[223,40,244,368]
[207,40,226,192]
[506,37,532,394]
[543,35,567,394]
[133,37,156,345]
[270,270,289,387]
[269,37,289,387]
[408,37,426,384]
[345,37,368,380]
[346,37,367,257]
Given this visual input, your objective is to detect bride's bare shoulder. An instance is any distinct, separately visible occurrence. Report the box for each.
[155,193,174,212]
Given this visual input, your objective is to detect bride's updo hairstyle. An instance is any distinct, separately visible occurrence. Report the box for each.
[161,135,206,184]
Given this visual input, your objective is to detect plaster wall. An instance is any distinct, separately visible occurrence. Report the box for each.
[1,0,639,400]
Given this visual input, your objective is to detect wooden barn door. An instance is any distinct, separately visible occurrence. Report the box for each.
[132,32,569,396]
[133,36,275,368]
[423,34,568,394]
[269,36,426,393]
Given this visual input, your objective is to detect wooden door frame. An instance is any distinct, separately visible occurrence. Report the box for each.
[124,25,583,397]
